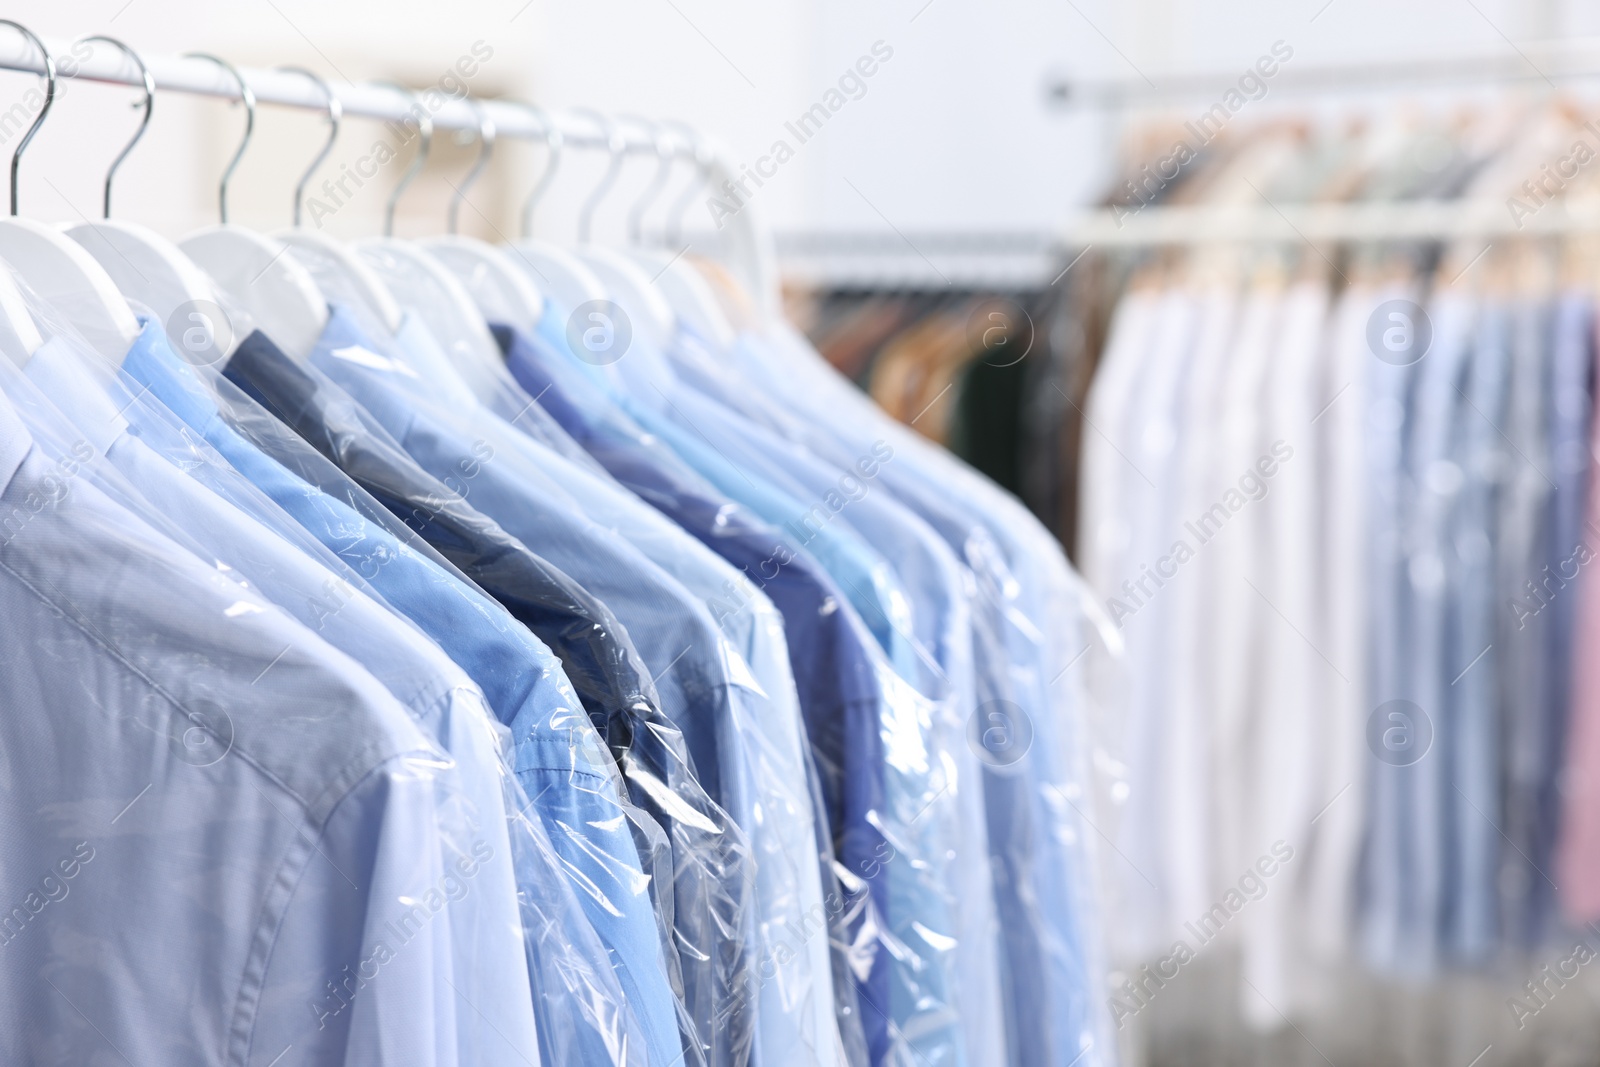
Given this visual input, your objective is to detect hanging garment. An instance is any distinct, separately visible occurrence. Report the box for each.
[531,300,963,1067]
[364,300,847,1067]
[5,329,550,1065]
[116,321,681,1067]
[738,317,1113,1067]
[0,385,486,1067]
[494,319,878,1067]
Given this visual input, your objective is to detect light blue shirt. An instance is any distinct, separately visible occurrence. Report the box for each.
[0,385,484,1067]
[728,321,1112,1067]
[383,311,845,1067]
[301,308,757,1067]
[1446,298,1508,964]
[109,322,657,1067]
[533,306,985,1067]
[11,331,544,1067]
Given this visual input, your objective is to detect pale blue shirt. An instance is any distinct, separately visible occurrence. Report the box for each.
[0,385,488,1067]
[13,332,544,1066]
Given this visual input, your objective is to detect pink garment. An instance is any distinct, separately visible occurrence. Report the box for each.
[1556,317,1600,922]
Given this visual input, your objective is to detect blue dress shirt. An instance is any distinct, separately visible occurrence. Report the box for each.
[304,306,761,1067]
[725,321,1113,1067]
[216,322,739,1067]
[0,385,480,1067]
[497,321,884,1067]
[107,322,657,1067]
[380,312,845,1067]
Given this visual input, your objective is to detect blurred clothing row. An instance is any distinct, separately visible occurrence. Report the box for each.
[0,218,1111,1067]
[791,286,1082,544]
[1074,105,1600,1038]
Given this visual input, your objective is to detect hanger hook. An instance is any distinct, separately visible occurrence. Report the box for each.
[183,52,254,224]
[574,107,627,244]
[517,101,562,239]
[0,21,54,217]
[449,96,494,236]
[75,36,154,219]
[665,127,713,248]
[618,113,674,246]
[372,81,430,237]
[277,66,341,228]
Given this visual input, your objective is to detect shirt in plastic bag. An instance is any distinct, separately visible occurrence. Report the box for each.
[0,385,493,1067]
[98,318,651,1067]
[216,323,743,1067]
[375,305,846,1067]
[662,325,1005,1067]
[528,305,971,1067]
[497,320,879,1067]
[291,306,762,1067]
[735,320,1116,1067]
[14,330,553,1064]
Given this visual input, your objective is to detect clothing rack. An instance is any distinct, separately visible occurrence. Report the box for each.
[774,229,1060,290]
[1057,198,1600,248]
[777,195,1600,283]
[790,42,1600,283]
[0,33,781,311]
[1044,36,1600,110]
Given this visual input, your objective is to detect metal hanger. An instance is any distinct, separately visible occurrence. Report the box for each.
[448,95,493,235]
[619,113,672,245]
[66,36,228,364]
[574,107,628,244]
[0,23,137,366]
[374,81,430,238]
[506,101,607,315]
[420,96,547,335]
[519,101,562,239]
[665,125,716,249]
[178,54,329,363]
[276,64,341,228]
[183,52,254,224]
[272,66,403,336]
[80,35,153,219]
[360,94,507,383]
[0,19,51,217]
[568,113,678,349]
[625,120,737,348]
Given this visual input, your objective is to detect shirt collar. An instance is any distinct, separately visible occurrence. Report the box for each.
[121,317,221,431]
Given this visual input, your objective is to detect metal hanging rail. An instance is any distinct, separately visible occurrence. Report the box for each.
[0,38,668,148]
[1044,37,1600,110]
[0,31,781,310]
[1057,198,1600,248]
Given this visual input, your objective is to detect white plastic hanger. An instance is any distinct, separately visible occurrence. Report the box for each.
[577,245,676,350]
[634,248,737,349]
[424,236,546,337]
[626,121,737,347]
[616,117,736,349]
[62,37,240,366]
[357,90,507,375]
[362,239,505,370]
[175,53,328,363]
[280,231,402,337]
[504,102,608,316]
[0,24,137,366]
[267,67,402,338]
[0,258,43,369]
[410,93,545,336]
[555,112,678,349]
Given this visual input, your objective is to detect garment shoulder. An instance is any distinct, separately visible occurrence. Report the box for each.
[0,453,434,821]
